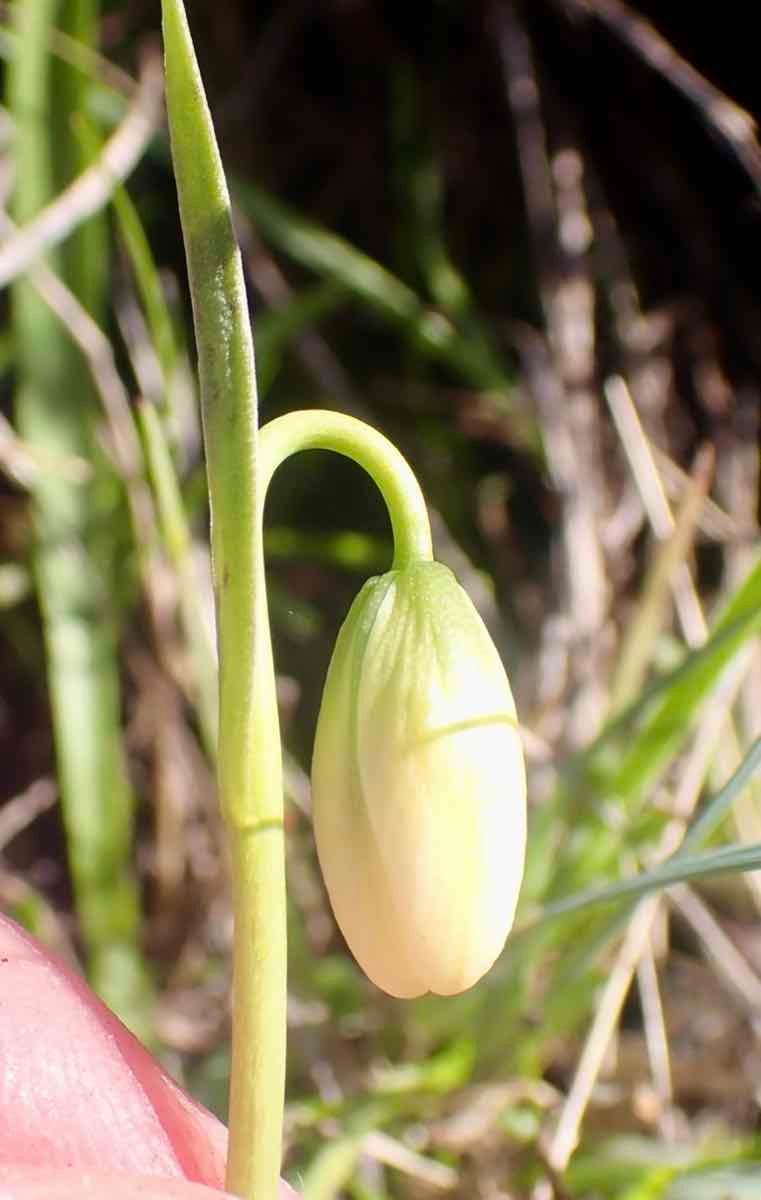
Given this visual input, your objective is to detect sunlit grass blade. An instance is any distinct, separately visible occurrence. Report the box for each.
[534,841,761,926]
[566,1132,761,1198]
[609,555,761,804]
[112,182,179,394]
[300,1135,365,1200]
[523,553,761,909]
[678,735,761,854]
[136,397,218,755]
[608,446,712,715]
[665,1164,761,1199]
[7,0,151,1034]
[524,740,761,1028]
[527,738,761,929]
[492,561,761,1065]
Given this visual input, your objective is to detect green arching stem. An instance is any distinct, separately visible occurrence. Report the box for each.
[258,410,433,569]
[161,5,432,1196]
[225,410,433,1199]
[225,541,284,1200]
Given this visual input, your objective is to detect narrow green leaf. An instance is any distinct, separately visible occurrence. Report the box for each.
[162,6,285,1198]
[527,739,761,929]
[612,556,761,802]
[524,554,761,909]
[162,0,265,818]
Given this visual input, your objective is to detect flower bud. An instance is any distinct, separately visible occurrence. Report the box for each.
[312,560,526,998]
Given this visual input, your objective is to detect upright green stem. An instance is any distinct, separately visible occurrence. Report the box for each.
[225,557,285,1200]
[227,412,431,1200]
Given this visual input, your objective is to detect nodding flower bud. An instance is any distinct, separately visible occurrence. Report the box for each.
[312,560,526,999]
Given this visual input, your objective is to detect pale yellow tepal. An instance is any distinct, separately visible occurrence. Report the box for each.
[312,561,526,998]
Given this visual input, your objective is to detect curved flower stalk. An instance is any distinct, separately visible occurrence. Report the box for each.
[259,413,527,1000]
[312,560,526,998]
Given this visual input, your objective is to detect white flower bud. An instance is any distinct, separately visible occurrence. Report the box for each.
[312,561,526,998]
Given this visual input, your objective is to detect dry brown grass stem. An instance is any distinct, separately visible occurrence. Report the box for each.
[0,50,162,289]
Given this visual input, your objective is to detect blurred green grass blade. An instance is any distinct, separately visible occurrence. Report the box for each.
[7,0,151,1033]
[528,571,761,920]
[529,738,761,928]
[391,62,472,315]
[112,182,179,391]
[116,176,345,402]
[235,182,529,422]
[613,1168,674,1199]
[372,1037,474,1096]
[264,526,389,572]
[135,401,190,563]
[609,555,761,804]
[524,554,761,909]
[666,1165,761,1199]
[0,329,14,374]
[300,1101,396,1200]
[566,1134,692,1195]
[389,59,503,389]
[112,142,220,754]
[567,1134,761,1198]
[237,182,445,345]
[608,449,712,715]
[255,280,347,394]
[301,1135,365,1200]
[136,398,218,755]
[678,735,761,854]
[51,1,106,311]
[538,840,761,922]
[0,11,131,98]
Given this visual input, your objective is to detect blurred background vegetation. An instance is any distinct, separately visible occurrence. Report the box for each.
[2,1,761,1196]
